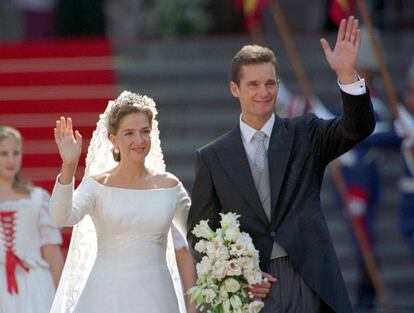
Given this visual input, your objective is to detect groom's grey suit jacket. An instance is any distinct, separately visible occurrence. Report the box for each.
[187,90,375,313]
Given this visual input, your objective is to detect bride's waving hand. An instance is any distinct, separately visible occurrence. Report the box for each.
[54,117,82,183]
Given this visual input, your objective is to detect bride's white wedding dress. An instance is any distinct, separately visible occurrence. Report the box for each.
[49,176,190,313]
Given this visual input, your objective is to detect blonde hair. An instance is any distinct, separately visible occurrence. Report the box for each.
[0,126,32,195]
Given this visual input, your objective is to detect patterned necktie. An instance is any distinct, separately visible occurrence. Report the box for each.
[252,131,267,171]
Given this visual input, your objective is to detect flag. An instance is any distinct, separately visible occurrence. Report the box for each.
[328,0,355,26]
[235,0,269,31]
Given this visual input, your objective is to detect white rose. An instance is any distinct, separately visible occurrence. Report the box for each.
[235,256,255,271]
[236,256,248,269]
[195,240,207,254]
[248,300,264,313]
[223,299,231,313]
[202,288,216,303]
[215,245,230,261]
[192,220,214,239]
[242,304,250,313]
[227,259,243,276]
[196,256,211,278]
[230,295,243,310]
[246,242,259,257]
[224,227,240,242]
[239,232,253,245]
[206,238,230,260]
[220,212,240,230]
[230,242,248,257]
[224,277,241,293]
[212,260,228,279]
[205,242,217,258]
[219,285,229,301]
[215,228,224,238]
[212,234,225,245]
[245,269,263,285]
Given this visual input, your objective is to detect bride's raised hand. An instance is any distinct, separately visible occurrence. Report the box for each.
[54,117,82,166]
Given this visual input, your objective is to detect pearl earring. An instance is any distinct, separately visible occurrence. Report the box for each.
[114,147,120,154]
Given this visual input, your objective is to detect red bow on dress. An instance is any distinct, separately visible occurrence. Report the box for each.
[5,250,30,294]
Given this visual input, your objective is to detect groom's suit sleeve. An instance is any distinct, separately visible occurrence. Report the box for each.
[306,90,375,165]
[187,149,221,262]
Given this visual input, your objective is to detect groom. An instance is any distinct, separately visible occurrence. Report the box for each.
[187,17,375,313]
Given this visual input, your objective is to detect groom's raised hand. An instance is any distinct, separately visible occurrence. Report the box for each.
[248,272,277,300]
[320,16,361,84]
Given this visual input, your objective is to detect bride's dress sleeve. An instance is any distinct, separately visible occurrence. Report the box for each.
[168,183,191,313]
[49,176,97,313]
[172,183,191,241]
[49,176,96,226]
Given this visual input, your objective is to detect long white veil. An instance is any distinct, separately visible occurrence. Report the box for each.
[50,91,186,313]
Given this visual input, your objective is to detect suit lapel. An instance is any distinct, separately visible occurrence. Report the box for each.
[215,126,269,226]
[268,116,293,223]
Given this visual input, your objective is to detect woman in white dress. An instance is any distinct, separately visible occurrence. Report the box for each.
[49,91,192,313]
[0,126,64,313]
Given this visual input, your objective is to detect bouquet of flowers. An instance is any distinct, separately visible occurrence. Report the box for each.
[187,213,264,313]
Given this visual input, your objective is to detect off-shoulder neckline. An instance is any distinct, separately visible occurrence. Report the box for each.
[85,176,182,191]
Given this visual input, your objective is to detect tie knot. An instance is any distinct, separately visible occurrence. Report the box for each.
[252,131,266,144]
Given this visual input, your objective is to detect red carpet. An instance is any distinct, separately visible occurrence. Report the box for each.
[0,38,118,252]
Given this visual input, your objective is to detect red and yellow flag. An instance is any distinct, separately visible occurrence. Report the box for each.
[235,0,269,31]
[328,0,355,26]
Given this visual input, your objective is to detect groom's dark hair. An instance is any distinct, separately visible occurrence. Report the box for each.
[230,45,278,86]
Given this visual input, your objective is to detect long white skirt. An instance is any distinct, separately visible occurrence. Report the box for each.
[0,265,55,313]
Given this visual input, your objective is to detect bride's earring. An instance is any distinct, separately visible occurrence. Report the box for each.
[114,147,120,154]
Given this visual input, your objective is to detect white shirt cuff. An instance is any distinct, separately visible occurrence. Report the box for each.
[337,77,366,95]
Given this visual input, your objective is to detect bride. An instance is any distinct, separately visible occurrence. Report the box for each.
[49,91,192,313]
